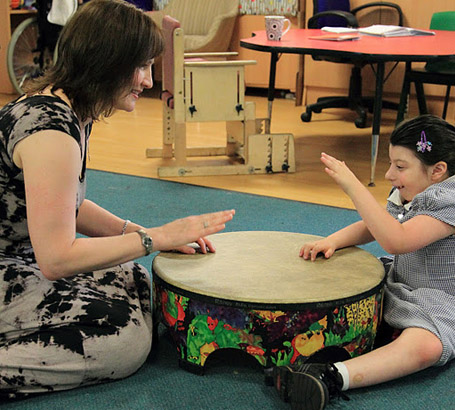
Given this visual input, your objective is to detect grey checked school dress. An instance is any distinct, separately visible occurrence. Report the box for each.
[0,96,153,396]
[384,175,455,366]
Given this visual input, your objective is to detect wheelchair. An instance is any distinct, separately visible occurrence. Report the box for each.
[7,0,64,95]
[7,0,146,95]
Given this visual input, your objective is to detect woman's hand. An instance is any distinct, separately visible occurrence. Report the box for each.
[299,238,337,261]
[149,209,235,252]
[173,237,216,254]
[320,152,363,195]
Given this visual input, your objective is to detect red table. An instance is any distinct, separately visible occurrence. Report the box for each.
[241,29,455,186]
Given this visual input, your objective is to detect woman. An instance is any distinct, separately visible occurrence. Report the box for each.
[0,0,234,397]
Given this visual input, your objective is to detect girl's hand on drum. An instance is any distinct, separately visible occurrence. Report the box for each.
[320,152,363,195]
[150,209,235,252]
[299,239,336,261]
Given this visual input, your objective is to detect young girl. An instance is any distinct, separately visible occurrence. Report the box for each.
[0,0,234,398]
[271,115,455,410]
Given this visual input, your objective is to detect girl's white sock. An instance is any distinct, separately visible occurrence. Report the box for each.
[333,361,350,391]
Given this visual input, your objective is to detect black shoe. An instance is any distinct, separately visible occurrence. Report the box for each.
[271,363,348,410]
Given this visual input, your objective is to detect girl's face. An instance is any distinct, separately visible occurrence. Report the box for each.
[114,60,153,112]
[385,144,434,202]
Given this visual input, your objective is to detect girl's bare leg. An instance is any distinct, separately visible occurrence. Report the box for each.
[344,327,443,389]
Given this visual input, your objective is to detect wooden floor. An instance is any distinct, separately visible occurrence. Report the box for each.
[0,91,398,210]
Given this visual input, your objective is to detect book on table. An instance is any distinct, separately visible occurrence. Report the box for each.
[309,33,360,41]
[358,25,435,37]
[321,27,359,34]
[322,25,435,37]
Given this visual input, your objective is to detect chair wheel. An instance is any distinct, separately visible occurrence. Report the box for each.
[301,110,312,122]
[7,17,57,95]
[354,115,367,129]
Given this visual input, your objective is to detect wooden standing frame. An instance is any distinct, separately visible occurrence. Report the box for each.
[146,16,295,177]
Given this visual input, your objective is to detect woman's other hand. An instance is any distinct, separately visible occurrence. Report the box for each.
[173,237,216,254]
[150,209,235,252]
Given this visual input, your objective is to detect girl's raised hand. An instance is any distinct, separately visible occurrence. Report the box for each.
[320,152,362,194]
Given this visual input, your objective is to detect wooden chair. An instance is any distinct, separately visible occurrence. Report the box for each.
[146,16,295,177]
[147,0,238,53]
[146,0,239,81]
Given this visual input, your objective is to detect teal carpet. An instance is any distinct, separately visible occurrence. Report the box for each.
[2,170,454,410]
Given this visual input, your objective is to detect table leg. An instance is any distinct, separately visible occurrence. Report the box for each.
[266,51,279,134]
[295,55,304,106]
[396,61,411,126]
[369,62,385,187]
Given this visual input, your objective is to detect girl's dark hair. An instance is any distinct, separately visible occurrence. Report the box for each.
[27,0,164,121]
[391,114,455,176]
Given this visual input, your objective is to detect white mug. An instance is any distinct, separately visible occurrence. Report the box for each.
[265,15,291,41]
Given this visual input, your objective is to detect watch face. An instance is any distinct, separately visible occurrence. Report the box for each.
[137,229,153,254]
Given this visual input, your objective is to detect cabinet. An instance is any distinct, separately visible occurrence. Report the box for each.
[0,3,36,94]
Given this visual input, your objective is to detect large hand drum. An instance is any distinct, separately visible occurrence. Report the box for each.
[152,231,385,374]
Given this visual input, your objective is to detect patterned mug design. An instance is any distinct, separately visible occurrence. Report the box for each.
[265,15,291,41]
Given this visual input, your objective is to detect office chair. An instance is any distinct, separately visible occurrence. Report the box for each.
[301,0,403,128]
[397,11,455,123]
[145,16,295,177]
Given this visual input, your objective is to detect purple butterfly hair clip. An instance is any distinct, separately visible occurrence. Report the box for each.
[416,131,432,153]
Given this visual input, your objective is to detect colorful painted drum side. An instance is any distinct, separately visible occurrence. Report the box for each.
[152,231,385,373]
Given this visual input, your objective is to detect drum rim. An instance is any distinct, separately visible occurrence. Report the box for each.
[153,274,385,311]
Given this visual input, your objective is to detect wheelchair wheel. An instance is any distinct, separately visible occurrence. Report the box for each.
[7,17,54,95]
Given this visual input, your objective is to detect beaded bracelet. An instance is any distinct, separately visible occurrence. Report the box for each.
[121,219,131,235]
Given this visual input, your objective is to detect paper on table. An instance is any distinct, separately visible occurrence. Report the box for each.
[359,25,435,37]
[309,33,361,41]
[321,27,359,34]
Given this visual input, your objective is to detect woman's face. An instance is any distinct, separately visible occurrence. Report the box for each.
[114,60,153,112]
[385,144,434,202]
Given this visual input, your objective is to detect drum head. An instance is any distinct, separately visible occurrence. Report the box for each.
[153,231,385,304]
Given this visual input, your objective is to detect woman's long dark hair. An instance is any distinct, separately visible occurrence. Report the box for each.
[391,115,455,176]
[27,0,164,121]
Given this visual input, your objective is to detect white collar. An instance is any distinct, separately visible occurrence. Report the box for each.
[387,175,455,210]
[387,188,412,210]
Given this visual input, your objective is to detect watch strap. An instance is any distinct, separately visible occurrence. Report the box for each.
[136,229,153,255]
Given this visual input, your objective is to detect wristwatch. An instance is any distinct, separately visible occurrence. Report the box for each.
[136,229,153,255]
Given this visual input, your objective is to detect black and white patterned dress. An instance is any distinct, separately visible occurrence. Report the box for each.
[384,176,455,366]
[0,96,152,396]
